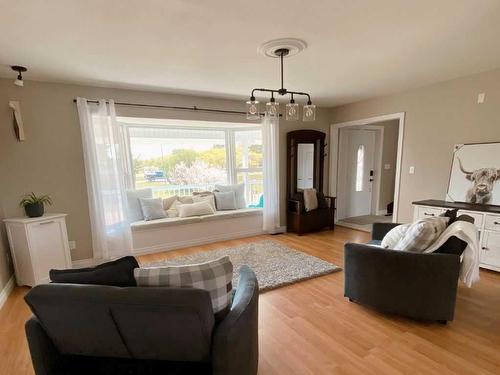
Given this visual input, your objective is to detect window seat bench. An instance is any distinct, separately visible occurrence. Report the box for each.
[131,208,264,255]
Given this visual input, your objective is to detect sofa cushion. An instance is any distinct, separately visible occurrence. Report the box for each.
[25,284,215,361]
[126,188,153,222]
[50,256,139,287]
[215,183,246,209]
[394,217,449,252]
[139,197,166,221]
[134,256,233,320]
[130,208,262,231]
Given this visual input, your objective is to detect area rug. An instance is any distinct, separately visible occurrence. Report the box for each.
[145,240,340,292]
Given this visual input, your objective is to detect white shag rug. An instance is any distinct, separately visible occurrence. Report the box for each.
[145,240,340,292]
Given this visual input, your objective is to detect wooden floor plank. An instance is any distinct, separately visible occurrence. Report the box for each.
[1,227,499,374]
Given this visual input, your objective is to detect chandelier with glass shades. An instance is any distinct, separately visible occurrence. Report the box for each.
[246,40,316,122]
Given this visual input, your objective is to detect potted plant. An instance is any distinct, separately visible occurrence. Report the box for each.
[19,193,52,218]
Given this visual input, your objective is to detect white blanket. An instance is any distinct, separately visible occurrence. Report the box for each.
[424,221,480,287]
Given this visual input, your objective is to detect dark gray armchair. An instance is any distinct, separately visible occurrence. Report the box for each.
[25,265,259,375]
[344,218,472,323]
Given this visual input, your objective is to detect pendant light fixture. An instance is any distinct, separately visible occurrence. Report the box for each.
[246,39,315,121]
[11,65,27,87]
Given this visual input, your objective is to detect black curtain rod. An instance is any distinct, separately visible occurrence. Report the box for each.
[72,98,277,117]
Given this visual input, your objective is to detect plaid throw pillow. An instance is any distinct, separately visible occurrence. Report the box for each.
[134,256,233,317]
[394,217,449,252]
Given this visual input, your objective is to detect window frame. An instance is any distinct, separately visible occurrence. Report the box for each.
[118,118,262,204]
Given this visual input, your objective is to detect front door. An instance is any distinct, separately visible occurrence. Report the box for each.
[340,129,376,218]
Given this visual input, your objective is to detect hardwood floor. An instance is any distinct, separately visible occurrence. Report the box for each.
[1,227,500,374]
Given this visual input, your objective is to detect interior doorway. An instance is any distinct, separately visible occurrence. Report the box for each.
[330,113,405,232]
[339,128,377,218]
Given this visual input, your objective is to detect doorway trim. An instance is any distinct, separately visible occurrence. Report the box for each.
[330,112,405,222]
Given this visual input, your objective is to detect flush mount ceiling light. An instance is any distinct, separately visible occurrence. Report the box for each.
[11,65,27,87]
[246,38,316,122]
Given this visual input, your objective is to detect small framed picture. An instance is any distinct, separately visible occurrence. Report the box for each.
[446,142,500,205]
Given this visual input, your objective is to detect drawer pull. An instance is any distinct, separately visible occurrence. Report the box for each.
[482,247,489,251]
[39,221,55,225]
[423,213,435,217]
[494,221,500,225]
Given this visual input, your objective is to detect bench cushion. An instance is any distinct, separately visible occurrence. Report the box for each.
[131,208,262,231]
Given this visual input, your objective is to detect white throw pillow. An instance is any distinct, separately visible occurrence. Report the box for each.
[215,183,246,209]
[177,201,215,218]
[394,217,449,252]
[214,191,237,210]
[126,188,153,221]
[134,256,233,316]
[192,194,216,211]
[139,197,166,221]
[381,223,411,249]
[303,188,318,212]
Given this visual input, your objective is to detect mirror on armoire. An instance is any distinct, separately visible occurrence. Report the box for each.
[286,130,335,235]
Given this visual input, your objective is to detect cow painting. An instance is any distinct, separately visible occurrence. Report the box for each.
[458,158,500,204]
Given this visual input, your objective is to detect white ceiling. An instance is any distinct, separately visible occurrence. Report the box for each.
[1,0,500,106]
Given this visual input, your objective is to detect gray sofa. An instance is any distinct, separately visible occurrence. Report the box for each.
[344,217,473,323]
[25,265,259,375]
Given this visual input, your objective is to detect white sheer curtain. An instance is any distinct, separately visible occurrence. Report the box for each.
[262,113,281,233]
[77,98,132,260]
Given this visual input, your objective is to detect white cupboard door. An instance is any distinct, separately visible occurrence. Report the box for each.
[481,231,500,269]
[28,220,70,284]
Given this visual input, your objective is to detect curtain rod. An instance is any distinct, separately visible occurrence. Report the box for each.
[72,98,277,117]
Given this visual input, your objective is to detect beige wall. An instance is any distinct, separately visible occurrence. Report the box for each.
[0,79,330,273]
[331,68,500,223]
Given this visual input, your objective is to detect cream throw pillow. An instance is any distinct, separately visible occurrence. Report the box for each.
[381,223,411,249]
[303,188,318,212]
[192,194,216,211]
[177,201,215,218]
[163,195,179,210]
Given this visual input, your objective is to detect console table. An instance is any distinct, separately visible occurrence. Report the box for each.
[413,200,500,272]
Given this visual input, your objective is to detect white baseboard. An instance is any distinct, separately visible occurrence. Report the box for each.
[133,229,267,256]
[376,209,388,216]
[0,276,15,311]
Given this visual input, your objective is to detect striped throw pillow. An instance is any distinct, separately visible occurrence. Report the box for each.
[134,256,233,318]
[393,217,449,252]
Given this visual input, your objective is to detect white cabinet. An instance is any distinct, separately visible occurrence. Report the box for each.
[4,214,72,286]
[413,201,500,272]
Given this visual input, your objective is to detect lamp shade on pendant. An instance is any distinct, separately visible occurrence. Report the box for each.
[303,104,316,121]
[266,101,279,117]
[246,99,260,120]
[285,102,299,121]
